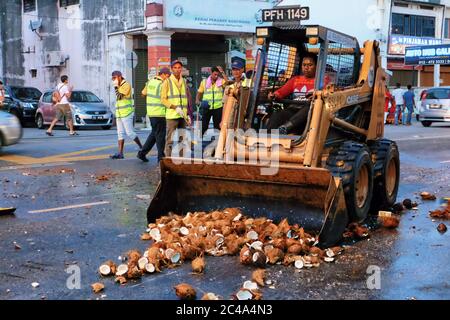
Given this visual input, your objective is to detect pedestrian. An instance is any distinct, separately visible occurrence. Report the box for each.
[46,75,78,136]
[110,70,144,160]
[403,85,416,126]
[137,68,171,163]
[385,85,394,124]
[161,60,191,158]
[392,83,405,126]
[196,66,225,135]
[0,81,5,107]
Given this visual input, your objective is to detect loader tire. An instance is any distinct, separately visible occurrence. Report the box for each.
[369,139,400,212]
[326,142,374,223]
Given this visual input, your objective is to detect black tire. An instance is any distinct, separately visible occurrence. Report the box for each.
[36,114,45,130]
[369,139,400,212]
[326,142,374,223]
[421,121,432,127]
[102,126,112,130]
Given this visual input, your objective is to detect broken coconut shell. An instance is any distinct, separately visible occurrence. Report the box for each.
[192,257,205,274]
[91,282,105,294]
[252,269,266,287]
[252,251,267,268]
[421,192,437,201]
[266,248,284,264]
[115,264,129,277]
[240,247,253,265]
[379,215,400,229]
[127,250,142,265]
[202,293,221,300]
[115,276,127,285]
[99,260,117,277]
[174,283,197,300]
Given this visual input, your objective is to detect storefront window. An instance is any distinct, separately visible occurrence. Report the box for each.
[391,13,435,37]
[445,18,450,39]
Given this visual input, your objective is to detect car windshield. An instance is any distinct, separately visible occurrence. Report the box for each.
[11,87,42,100]
[426,89,450,100]
[70,91,102,103]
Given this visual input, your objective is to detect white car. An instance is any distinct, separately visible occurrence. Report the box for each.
[0,110,22,151]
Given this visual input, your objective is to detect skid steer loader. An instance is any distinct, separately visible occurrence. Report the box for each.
[148,25,400,247]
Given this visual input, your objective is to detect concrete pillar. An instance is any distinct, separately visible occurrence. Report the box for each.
[434,64,441,87]
[145,30,173,78]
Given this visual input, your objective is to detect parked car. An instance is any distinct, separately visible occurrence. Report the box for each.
[0,110,22,152]
[0,92,23,123]
[36,90,113,130]
[4,86,42,125]
[419,86,450,127]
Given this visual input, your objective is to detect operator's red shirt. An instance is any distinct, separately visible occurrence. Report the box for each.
[274,75,330,100]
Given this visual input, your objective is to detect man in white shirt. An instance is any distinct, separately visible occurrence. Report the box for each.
[392,83,405,126]
[46,75,77,136]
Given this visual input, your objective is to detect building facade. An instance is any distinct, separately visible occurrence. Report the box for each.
[3,0,450,121]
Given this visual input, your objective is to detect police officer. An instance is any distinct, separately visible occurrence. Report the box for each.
[196,66,225,135]
[110,71,143,160]
[138,68,172,163]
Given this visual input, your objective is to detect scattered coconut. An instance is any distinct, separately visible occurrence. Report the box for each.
[294,259,304,270]
[243,280,259,291]
[141,233,152,241]
[149,228,161,241]
[437,223,447,233]
[240,247,253,265]
[324,257,335,263]
[91,283,105,294]
[174,284,197,300]
[144,263,156,274]
[266,247,284,264]
[379,215,400,229]
[138,257,149,270]
[180,227,190,236]
[247,231,259,241]
[235,289,254,301]
[31,282,40,288]
[252,269,266,287]
[202,293,220,300]
[192,257,205,274]
[421,192,437,201]
[115,276,127,285]
[115,264,129,277]
[252,251,267,268]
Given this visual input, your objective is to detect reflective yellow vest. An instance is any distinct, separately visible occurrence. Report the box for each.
[116,80,134,119]
[146,77,165,118]
[166,77,188,120]
[201,79,224,110]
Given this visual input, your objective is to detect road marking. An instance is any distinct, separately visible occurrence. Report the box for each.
[0,162,74,172]
[28,201,110,214]
[441,160,450,164]
[393,134,450,142]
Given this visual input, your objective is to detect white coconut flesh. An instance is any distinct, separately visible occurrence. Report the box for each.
[116,264,129,276]
[99,264,111,276]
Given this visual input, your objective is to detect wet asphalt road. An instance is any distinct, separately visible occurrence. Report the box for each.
[0,122,449,300]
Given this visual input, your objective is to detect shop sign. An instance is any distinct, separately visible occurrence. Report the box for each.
[164,0,274,33]
[405,44,450,65]
[389,35,442,56]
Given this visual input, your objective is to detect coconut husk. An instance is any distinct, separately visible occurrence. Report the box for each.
[282,254,296,266]
[174,283,197,300]
[232,221,247,235]
[141,233,152,241]
[379,215,400,229]
[201,293,221,300]
[252,251,267,268]
[240,247,253,265]
[271,238,287,251]
[127,264,143,279]
[252,269,266,287]
[192,257,205,274]
[225,238,242,256]
[182,244,201,261]
[437,223,447,233]
[115,276,127,285]
[287,243,303,255]
[266,248,284,265]
[91,282,105,294]
[127,250,142,265]
[309,246,324,257]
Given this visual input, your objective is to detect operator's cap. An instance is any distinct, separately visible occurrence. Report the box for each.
[231,60,245,70]
[111,70,122,77]
[171,60,184,67]
[159,67,171,75]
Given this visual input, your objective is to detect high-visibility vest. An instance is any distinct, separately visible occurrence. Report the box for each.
[166,77,188,120]
[115,80,134,119]
[201,79,224,110]
[146,77,165,118]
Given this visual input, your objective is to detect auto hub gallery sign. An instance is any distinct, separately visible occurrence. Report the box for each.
[163,0,274,33]
[405,44,450,65]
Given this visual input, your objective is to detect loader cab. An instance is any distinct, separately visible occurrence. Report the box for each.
[243,25,361,135]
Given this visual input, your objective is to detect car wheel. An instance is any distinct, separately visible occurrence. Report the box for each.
[102,126,112,130]
[36,114,45,130]
[421,121,432,127]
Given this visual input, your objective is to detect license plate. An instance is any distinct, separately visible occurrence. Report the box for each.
[92,116,104,120]
[430,104,442,109]
[262,6,310,23]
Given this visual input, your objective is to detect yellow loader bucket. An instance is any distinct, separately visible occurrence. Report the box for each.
[148,159,349,247]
